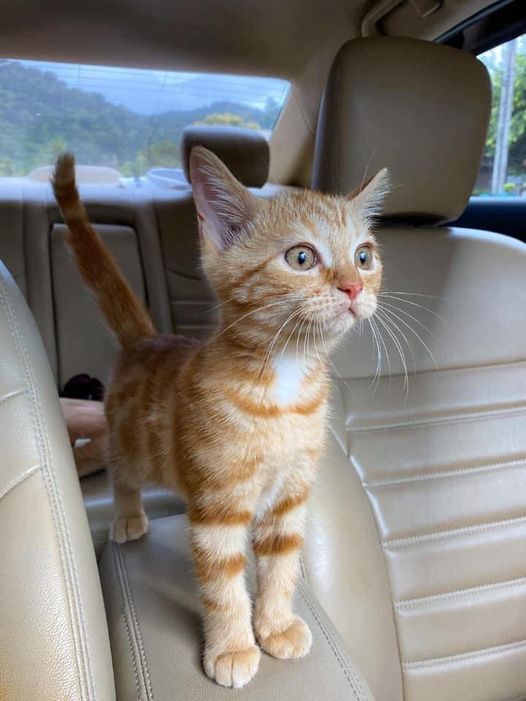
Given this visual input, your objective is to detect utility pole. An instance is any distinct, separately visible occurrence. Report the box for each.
[491,39,517,195]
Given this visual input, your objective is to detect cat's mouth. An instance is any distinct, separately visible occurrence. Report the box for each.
[333,299,377,324]
[334,300,358,319]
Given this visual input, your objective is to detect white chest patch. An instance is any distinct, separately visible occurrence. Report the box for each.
[271,350,307,406]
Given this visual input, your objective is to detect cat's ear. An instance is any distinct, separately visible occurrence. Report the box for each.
[189,146,260,251]
[347,168,390,220]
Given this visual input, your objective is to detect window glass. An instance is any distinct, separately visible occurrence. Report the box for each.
[475,36,526,197]
[0,59,290,180]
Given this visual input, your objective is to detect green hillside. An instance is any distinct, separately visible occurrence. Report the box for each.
[0,60,279,176]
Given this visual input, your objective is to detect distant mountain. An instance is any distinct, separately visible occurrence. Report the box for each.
[0,60,280,176]
[19,61,288,115]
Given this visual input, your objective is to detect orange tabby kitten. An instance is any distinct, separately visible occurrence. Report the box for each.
[53,149,387,688]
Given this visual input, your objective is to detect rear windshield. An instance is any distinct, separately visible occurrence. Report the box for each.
[0,59,290,179]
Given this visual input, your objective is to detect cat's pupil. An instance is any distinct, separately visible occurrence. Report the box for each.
[359,251,368,264]
[298,251,307,265]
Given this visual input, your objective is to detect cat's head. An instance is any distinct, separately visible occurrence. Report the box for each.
[190,146,388,352]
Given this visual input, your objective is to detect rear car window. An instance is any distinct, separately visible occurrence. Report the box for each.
[0,59,290,181]
[474,35,526,197]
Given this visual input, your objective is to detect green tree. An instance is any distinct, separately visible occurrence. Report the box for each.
[482,36,526,177]
[195,112,261,130]
[121,140,180,176]
[0,158,14,176]
[0,60,279,176]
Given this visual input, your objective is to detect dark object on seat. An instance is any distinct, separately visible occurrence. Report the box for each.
[61,373,105,401]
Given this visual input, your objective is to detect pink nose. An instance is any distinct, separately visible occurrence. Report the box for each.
[338,282,363,300]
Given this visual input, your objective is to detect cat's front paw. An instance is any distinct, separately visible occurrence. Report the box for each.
[257,616,312,659]
[204,644,261,688]
[110,513,149,543]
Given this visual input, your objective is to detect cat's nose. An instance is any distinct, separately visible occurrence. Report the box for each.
[338,282,363,300]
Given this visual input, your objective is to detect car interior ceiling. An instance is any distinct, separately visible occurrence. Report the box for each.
[1,0,526,700]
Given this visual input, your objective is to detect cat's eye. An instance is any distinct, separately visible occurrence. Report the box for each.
[355,244,373,270]
[284,245,317,271]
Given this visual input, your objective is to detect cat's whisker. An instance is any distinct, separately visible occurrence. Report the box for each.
[313,319,327,369]
[262,308,306,371]
[370,314,391,394]
[378,294,446,323]
[376,309,417,374]
[294,315,309,370]
[378,291,450,301]
[311,320,321,367]
[327,357,354,395]
[378,306,440,372]
[278,313,306,365]
[216,296,306,340]
[374,311,410,399]
[377,301,438,339]
[207,296,236,313]
[257,307,305,381]
[303,320,311,370]
[366,317,382,394]
[357,147,378,195]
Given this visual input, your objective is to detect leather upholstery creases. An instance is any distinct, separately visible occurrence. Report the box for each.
[0,262,115,700]
[99,514,375,701]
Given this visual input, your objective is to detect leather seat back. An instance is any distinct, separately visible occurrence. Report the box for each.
[0,184,172,390]
[309,37,526,701]
[0,261,115,699]
[48,189,172,389]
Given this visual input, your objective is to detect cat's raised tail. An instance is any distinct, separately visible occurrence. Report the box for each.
[52,153,155,347]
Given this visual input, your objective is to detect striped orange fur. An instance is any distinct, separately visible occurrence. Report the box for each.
[253,532,305,556]
[52,149,387,689]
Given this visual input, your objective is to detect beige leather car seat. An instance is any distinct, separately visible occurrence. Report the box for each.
[0,261,115,700]
[306,37,526,701]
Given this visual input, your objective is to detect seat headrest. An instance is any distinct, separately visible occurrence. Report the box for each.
[312,38,491,223]
[181,126,269,188]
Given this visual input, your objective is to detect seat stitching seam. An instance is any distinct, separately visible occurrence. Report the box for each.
[0,388,28,405]
[116,544,155,700]
[365,456,526,488]
[402,638,526,670]
[346,401,526,433]
[335,358,526,382]
[2,281,95,699]
[17,315,96,700]
[298,554,310,585]
[297,583,367,700]
[395,575,526,610]
[299,583,366,699]
[384,513,526,549]
[0,276,94,700]
[0,277,90,699]
[0,463,40,502]
[112,543,144,701]
[298,585,359,695]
